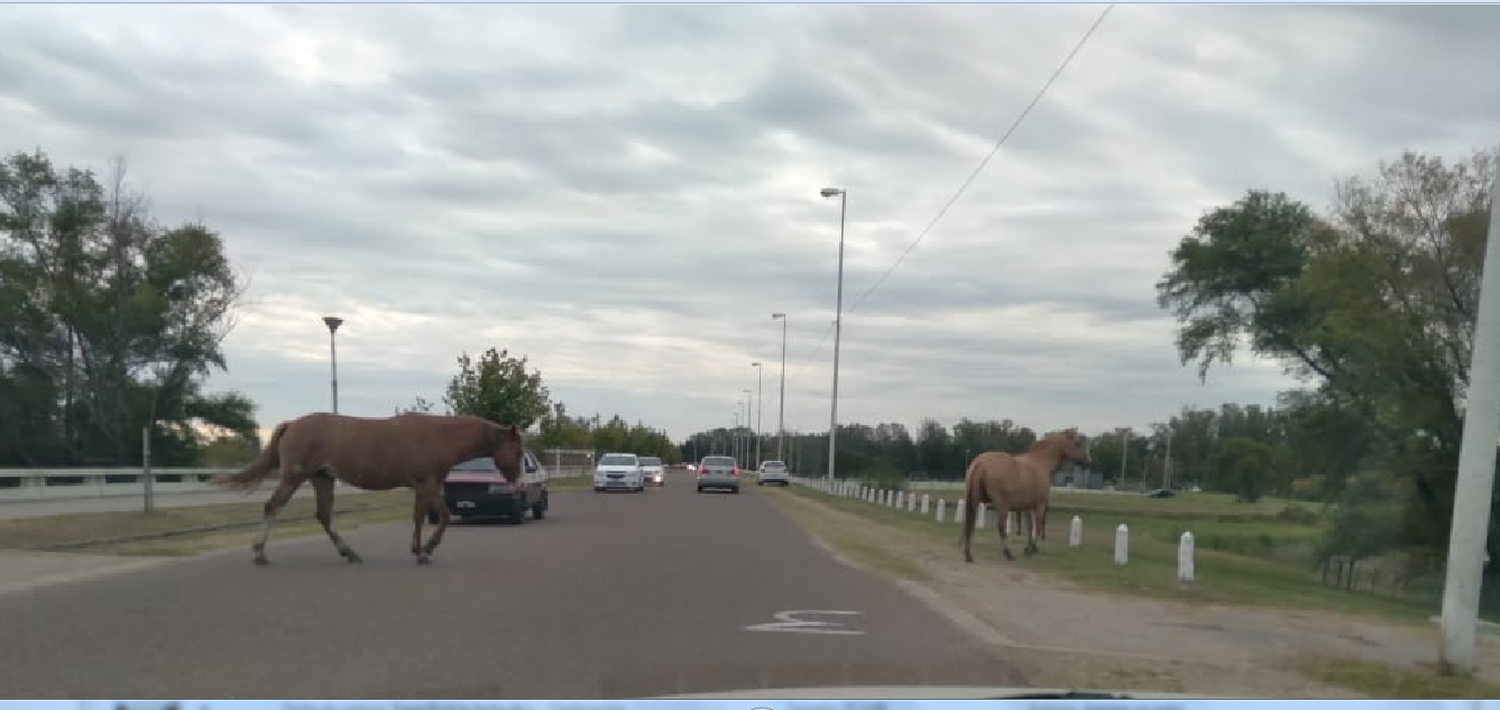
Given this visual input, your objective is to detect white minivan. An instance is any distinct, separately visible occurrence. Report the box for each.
[594,452,644,493]
[639,456,666,486]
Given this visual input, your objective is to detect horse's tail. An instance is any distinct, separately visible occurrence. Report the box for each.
[960,456,983,552]
[213,422,290,492]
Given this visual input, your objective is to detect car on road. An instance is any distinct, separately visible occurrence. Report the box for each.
[696,455,741,494]
[1146,487,1176,499]
[594,452,645,492]
[432,449,549,524]
[640,456,666,486]
[756,460,790,486]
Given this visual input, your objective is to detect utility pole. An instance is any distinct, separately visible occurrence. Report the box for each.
[1439,163,1500,673]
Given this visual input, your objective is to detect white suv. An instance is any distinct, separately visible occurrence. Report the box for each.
[757,460,790,486]
[594,452,644,493]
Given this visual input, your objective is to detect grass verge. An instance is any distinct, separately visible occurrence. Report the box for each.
[1288,655,1500,699]
[0,490,411,556]
[774,484,1435,624]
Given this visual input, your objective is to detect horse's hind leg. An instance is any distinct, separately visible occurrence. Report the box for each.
[411,479,446,565]
[994,505,1015,561]
[311,472,362,564]
[252,471,305,565]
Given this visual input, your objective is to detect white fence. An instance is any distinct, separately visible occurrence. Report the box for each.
[902,479,1132,495]
[0,465,591,503]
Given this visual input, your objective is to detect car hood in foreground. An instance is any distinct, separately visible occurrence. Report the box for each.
[643,685,1226,699]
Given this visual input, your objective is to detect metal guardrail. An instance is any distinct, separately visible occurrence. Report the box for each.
[0,466,592,503]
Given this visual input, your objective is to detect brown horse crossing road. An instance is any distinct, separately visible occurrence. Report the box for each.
[0,472,1026,698]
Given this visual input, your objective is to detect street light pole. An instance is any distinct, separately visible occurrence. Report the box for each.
[322,316,344,414]
[772,313,788,464]
[820,187,847,483]
[741,388,752,467]
[751,362,763,469]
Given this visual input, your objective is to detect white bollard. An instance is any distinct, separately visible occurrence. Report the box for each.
[920,494,930,515]
[1114,524,1129,565]
[908,492,917,512]
[1005,511,1015,536]
[894,491,904,509]
[1178,531,1195,583]
[956,499,965,523]
[1069,515,1083,547]
[936,498,947,522]
[976,503,987,528]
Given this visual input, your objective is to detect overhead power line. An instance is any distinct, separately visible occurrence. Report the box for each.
[774,5,1116,411]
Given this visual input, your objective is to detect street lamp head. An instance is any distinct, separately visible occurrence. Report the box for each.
[819,187,844,198]
[771,313,785,320]
[752,362,761,368]
[322,316,344,333]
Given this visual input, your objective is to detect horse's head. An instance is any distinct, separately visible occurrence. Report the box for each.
[489,424,526,484]
[1056,427,1091,466]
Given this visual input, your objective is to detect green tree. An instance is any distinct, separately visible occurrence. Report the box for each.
[441,347,551,430]
[0,149,255,466]
[1213,436,1279,503]
[1156,146,1499,563]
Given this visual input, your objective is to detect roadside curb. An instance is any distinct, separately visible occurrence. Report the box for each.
[35,500,404,552]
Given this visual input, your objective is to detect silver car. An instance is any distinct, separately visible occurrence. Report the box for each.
[695,455,741,494]
[757,460,790,486]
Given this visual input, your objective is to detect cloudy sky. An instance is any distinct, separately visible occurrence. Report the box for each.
[3,4,1498,442]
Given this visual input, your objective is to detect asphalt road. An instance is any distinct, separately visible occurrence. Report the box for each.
[0,472,1026,699]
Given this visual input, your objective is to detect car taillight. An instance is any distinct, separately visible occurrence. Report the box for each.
[731,467,739,476]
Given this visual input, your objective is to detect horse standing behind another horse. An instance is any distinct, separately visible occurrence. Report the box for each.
[962,427,1090,563]
[213,412,525,566]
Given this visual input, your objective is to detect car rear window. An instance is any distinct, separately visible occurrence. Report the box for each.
[763,462,786,470]
[640,457,662,466]
[599,454,637,466]
[701,457,736,467]
[451,458,497,472]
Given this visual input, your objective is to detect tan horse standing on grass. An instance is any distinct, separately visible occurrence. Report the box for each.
[213,412,525,566]
[962,427,1090,563]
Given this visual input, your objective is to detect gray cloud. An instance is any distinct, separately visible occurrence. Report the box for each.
[2,4,1497,442]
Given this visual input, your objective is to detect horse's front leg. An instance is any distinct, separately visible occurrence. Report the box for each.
[411,486,431,564]
[994,505,1015,561]
[1023,508,1042,557]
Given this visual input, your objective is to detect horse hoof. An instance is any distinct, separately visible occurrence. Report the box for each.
[253,556,269,566]
[416,555,432,565]
[1003,550,1016,561]
[343,552,363,564]
[1024,548,1037,558]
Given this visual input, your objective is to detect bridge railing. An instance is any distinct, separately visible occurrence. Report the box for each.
[0,465,591,503]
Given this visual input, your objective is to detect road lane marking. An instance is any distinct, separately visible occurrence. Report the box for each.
[744,609,866,635]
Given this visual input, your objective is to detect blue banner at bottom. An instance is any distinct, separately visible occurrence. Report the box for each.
[0,701,1487,710]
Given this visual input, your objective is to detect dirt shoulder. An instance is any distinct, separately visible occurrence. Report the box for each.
[759,486,1500,698]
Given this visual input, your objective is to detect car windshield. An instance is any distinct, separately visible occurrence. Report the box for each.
[598,455,637,466]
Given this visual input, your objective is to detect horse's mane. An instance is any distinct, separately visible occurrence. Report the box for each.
[1025,428,1076,454]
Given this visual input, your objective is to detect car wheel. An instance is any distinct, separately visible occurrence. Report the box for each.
[731,488,740,495]
[697,487,705,493]
[594,486,604,493]
[532,494,548,520]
